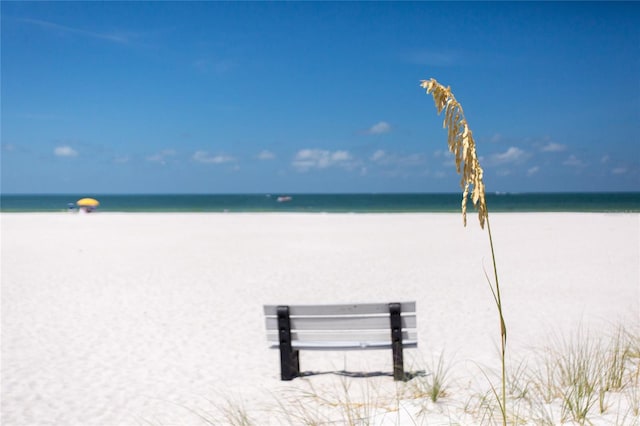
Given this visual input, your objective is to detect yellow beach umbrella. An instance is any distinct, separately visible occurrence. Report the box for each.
[77,198,100,207]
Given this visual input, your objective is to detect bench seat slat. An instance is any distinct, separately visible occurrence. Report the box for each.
[268,340,418,350]
[263,302,415,316]
[266,330,417,344]
[265,315,416,331]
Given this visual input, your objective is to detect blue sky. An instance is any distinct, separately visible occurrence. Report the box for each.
[2,1,638,194]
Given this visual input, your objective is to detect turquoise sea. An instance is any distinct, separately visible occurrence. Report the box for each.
[1,193,639,213]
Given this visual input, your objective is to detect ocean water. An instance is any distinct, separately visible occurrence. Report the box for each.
[1,193,639,213]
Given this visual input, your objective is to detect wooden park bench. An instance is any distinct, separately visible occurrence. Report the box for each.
[264,302,417,381]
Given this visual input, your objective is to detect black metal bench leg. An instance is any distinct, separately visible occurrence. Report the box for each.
[277,306,299,380]
[389,303,405,381]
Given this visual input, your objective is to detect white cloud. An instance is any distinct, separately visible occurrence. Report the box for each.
[146,149,176,165]
[563,155,586,167]
[257,150,276,160]
[371,150,425,167]
[440,150,456,167]
[541,142,567,152]
[527,166,540,176]
[192,151,235,164]
[433,149,454,159]
[292,149,353,171]
[113,155,130,164]
[401,153,425,166]
[488,147,528,165]
[371,150,386,162]
[54,145,78,157]
[490,133,503,143]
[611,167,627,175]
[331,151,351,161]
[367,121,391,135]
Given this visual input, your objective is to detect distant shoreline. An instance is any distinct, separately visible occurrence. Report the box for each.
[2,192,639,213]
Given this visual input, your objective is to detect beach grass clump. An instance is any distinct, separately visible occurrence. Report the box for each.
[218,399,254,426]
[506,360,531,402]
[556,333,602,423]
[271,377,402,425]
[423,351,452,403]
[409,351,451,403]
[627,362,640,417]
[624,325,640,417]
[555,326,640,423]
[182,397,255,426]
[463,379,530,426]
[519,323,640,425]
[601,325,631,392]
[464,389,500,424]
[456,323,640,425]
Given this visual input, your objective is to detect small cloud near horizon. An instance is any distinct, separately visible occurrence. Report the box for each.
[257,150,276,160]
[113,155,130,164]
[54,145,78,157]
[192,151,235,164]
[366,121,391,135]
[371,149,425,167]
[292,149,353,172]
[541,142,567,152]
[146,149,176,165]
[2,143,17,152]
[371,149,386,162]
[563,155,586,168]
[486,146,528,165]
[490,133,503,143]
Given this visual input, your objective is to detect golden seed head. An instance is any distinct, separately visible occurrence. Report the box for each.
[420,78,488,229]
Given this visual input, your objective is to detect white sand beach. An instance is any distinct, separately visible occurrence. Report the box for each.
[1,212,638,425]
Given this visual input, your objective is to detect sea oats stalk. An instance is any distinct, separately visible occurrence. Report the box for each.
[420,78,507,425]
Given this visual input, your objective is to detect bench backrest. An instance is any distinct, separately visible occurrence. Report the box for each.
[264,302,417,350]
